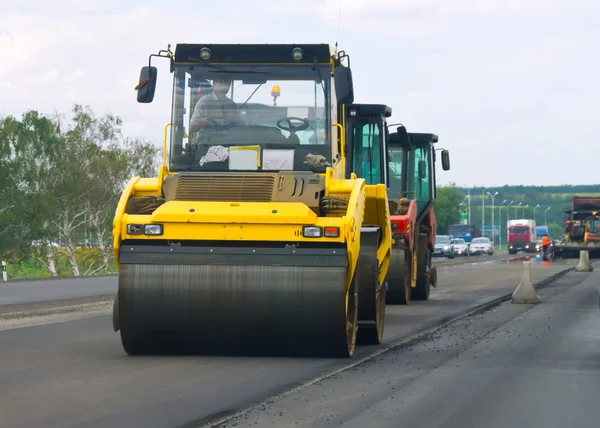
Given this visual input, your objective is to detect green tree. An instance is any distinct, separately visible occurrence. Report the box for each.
[0,104,159,277]
[435,183,464,235]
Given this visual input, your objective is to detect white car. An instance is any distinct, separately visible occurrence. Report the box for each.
[450,238,469,256]
[469,237,494,255]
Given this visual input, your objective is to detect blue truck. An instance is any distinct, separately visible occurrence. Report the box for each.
[535,225,549,237]
[448,224,481,244]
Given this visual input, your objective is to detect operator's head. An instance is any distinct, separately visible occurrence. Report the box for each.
[212,76,232,97]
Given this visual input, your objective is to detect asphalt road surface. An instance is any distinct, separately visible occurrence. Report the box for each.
[0,275,117,306]
[223,267,600,428]
[0,259,580,428]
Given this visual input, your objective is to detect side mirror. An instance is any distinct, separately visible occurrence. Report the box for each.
[396,125,411,146]
[441,149,450,170]
[136,66,158,103]
[334,66,354,104]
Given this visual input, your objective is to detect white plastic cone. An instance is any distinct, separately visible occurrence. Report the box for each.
[511,261,541,304]
[574,250,593,272]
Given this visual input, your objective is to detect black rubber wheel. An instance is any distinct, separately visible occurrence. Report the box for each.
[412,234,431,301]
[387,248,412,305]
[357,266,387,345]
[112,293,120,332]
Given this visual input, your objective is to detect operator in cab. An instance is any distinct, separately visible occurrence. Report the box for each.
[190,76,245,133]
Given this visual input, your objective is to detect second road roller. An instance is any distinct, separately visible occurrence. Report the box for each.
[111,43,393,358]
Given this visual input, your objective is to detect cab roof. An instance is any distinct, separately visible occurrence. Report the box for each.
[174,43,334,64]
[388,130,439,145]
[347,104,392,118]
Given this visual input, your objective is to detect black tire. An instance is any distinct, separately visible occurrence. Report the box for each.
[112,292,120,332]
[386,246,412,305]
[412,233,431,301]
[357,232,386,346]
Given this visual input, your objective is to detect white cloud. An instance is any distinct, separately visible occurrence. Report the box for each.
[1,0,599,186]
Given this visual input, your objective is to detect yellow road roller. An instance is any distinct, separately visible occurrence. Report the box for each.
[112,43,392,357]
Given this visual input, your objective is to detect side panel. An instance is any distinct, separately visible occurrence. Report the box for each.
[390,200,418,252]
[363,184,392,284]
[113,177,141,263]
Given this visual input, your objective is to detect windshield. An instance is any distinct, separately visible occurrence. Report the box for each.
[509,226,529,234]
[169,64,331,172]
[471,238,489,244]
[388,146,403,199]
[449,225,473,235]
[436,236,450,244]
[451,239,465,245]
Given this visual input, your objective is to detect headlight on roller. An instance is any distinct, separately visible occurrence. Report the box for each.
[143,224,164,236]
[127,224,142,235]
[302,226,322,238]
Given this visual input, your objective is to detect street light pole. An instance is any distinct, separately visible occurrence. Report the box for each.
[545,207,551,225]
[499,200,507,249]
[533,204,540,223]
[487,191,498,243]
[482,187,489,237]
[515,202,522,218]
[522,204,529,218]
[468,188,471,223]
[507,200,514,222]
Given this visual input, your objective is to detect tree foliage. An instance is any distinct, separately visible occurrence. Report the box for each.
[435,183,464,235]
[0,104,159,277]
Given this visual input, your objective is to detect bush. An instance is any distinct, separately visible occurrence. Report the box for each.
[1,249,118,280]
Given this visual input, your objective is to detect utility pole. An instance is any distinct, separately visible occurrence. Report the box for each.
[468,188,471,223]
[487,191,499,244]
[482,187,489,237]
[499,200,507,250]
[533,204,540,223]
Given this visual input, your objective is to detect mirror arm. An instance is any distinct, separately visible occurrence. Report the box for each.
[148,44,174,72]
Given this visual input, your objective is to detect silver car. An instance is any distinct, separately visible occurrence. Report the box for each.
[469,237,494,255]
[450,238,469,256]
[434,235,455,258]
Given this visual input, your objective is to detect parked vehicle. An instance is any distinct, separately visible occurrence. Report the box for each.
[450,238,469,256]
[434,235,455,258]
[469,237,494,255]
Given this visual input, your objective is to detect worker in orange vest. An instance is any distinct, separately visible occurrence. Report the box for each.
[541,235,550,260]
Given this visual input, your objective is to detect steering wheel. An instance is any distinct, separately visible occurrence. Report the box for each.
[205,117,236,131]
[276,117,310,133]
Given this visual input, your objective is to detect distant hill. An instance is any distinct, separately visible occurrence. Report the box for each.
[452,184,600,239]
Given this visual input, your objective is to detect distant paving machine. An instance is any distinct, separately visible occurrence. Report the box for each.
[553,196,600,259]
[111,43,393,358]
[384,127,451,304]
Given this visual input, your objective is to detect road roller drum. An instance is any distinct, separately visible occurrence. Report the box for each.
[116,245,358,357]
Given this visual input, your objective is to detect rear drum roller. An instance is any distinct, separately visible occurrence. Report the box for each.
[386,244,411,305]
[412,234,432,301]
[117,249,358,358]
[357,228,386,345]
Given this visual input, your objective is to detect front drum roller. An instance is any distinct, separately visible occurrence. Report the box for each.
[356,227,386,345]
[117,244,358,358]
[386,241,412,305]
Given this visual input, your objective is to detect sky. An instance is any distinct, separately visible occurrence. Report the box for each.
[1,0,599,187]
